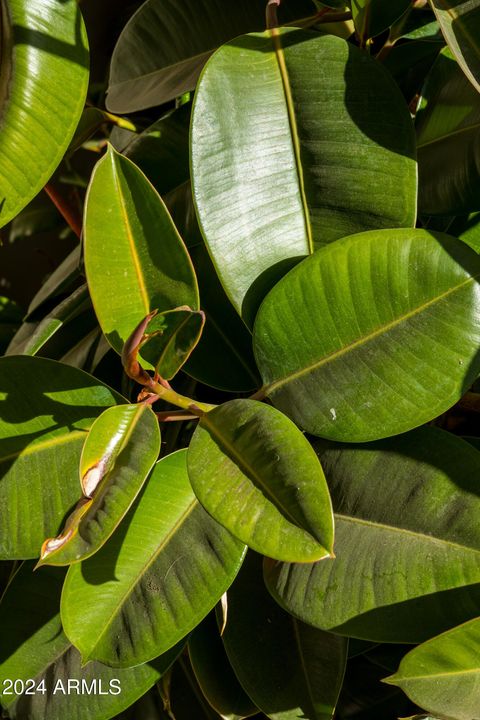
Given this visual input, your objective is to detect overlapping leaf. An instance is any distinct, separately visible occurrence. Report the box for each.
[351,0,410,43]
[61,450,246,667]
[222,553,347,720]
[192,28,416,322]
[38,403,160,566]
[189,613,258,720]
[0,356,122,559]
[265,427,480,643]
[106,0,316,112]
[417,48,480,214]
[0,0,89,228]
[84,146,199,359]
[430,0,480,93]
[253,228,480,442]
[0,563,181,720]
[139,308,205,380]
[187,399,334,562]
[386,617,480,720]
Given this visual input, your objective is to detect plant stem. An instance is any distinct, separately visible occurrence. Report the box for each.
[155,410,199,422]
[266,0,280,29]
[147,379,216,414]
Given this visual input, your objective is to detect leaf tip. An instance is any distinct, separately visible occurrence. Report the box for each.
[381,673,399,686]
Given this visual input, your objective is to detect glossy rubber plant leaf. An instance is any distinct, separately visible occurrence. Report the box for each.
[351,0,410,43]
[221,552,347,720]
[61,450,246,667]
[386,617,480,720]
[0,0,89,228]
[187,399,334,562]
[253,228,480,442]
[188,612,259,720]
[38,402,160,566]
[139,308,205,380]
[417,48,480,215]
[106,0,316,113]
[0,356,122,560]
[0,563,181,720]
[430,0,480,93]
[191,28,416,324]
[265,427,480,644]
[84,145,199,359]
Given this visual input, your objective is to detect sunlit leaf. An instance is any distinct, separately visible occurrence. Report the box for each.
[187,399,334,562]
[61,450,246,667]
[265,427,480,643]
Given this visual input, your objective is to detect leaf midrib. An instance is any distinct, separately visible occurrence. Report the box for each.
[0,430,87,465]
[200,412,322,543]
[336,513,480,556]
[417,120,480,149]
[112,157,150,314]
[265,273,477,396]
[83,496,198,660]
[271,28,313,254]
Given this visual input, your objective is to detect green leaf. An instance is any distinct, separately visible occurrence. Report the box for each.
[139,308,205,380]
[417,48,480,215]
[7,285,91,357]
[253,228,480,442]
[351,0,410,43]
[386,616,480,720]
[191,29,416,323]
[430,0,480,93]
[106,0,316,113]
[187,399,334,562]
[188,612,259,720]
[221,552,347,720]
[61,450,246,667]
[84,145,199,358]
[38,403,160,566]
[0,0,89,228]
[0,563,181,720]
[264,427,480,644]
[0,356,122,560]
[450,213,480,253]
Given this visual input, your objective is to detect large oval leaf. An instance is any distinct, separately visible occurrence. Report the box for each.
[386,617,480,720]
[0,0,89,227]
[253,228,480,442]
[84,145,199,358]
[187,399,334,562]
[0,563,181,720]
[38,403,160,566]
[417,48,480,214]
[264,427,480,643]
[61,450,246,667]
[430,0,480,93]
[222,552,347,720]
[0,356,122,559]
[189,613,259,720]
[191,29,416,322]
[106,0,316,113]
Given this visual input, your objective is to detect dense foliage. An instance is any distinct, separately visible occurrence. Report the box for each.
[1,0,480,719]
